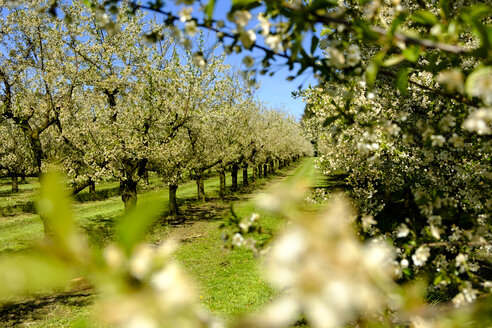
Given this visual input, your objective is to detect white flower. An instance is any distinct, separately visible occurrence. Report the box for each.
[346,45,361,66]
[129,244,154,279]
[400,258,409,269]
[178,7,193,22]
[192,52,206,68]
[436,69,464,93]
[430,135,446,147]
[411,246,430,267]
[449,133,464,147]
[462,107,492,135]
[396,223,410,238]
[250,213,260,222]
[429,225,442,240]
[232,10,251,28]
[466,67,492,105]
[257,13,271,36]
[239,29,256,48]
[232,232,245,246]
[265,34,284,53]
[326,47,345,68]
[439,115,456,131]
[361,215,377,232]
[184,20,198,36]
[455,253,468,273]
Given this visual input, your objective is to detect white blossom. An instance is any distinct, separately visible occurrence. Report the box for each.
[412,246,430,267]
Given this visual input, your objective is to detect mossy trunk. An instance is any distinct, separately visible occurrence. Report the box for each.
[11,176,19,193]
[252,166,257,181]
[120,179,137,212]
[196,174,205,202]
[219,169,226,199]
[231,163,238,191]
[169,184,179,216]
[242,164,248,186]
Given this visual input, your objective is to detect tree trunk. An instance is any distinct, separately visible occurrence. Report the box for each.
[219,169,226,199]
[120,179,137,211]
[196,174,205,202]
[11,176,19,193]
[263,164,268,178]
[169,184,179,216]
[231,163,238,191]
[242,164,248,186]
[270,160,275,174]
[252,166,257,181]
[20,176,27,184]
[89,179,96,194]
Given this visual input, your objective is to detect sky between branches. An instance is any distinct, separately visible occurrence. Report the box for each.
[162,0,319,119]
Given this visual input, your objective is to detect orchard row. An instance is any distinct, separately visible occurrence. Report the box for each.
[0,1,312,219]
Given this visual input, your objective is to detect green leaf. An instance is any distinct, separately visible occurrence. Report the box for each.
[0,253,72,301]
[320,28,332,37]
[231,0,260,12]
[402,45,421,62]
[396,68,409,95]
[37,173,81,256]
[82,0,93,8]
[309,0,338,12]
[311,35,319,54]
[353,19,379,41]
[411,10,438,25]
[322,115,339,127]
[465,66,492,99]
[365,51,385,87]
[383,54,405,67]
[439,0,451,19]
[390,12,407,34]
[204,0,216,20]
[117,202,163,256]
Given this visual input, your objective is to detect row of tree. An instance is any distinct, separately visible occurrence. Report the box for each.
[300,0,491,307]
[0,0,311,217]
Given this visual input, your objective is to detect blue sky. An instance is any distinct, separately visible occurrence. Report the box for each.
[157,0,319,119]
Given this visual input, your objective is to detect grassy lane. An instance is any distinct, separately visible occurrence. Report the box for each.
[174,157,320,319]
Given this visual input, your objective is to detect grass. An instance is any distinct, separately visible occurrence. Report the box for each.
[0,158,322,326]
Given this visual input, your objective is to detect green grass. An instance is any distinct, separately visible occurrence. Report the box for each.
[0,158,322,326]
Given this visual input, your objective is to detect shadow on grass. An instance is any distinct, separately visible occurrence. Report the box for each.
[0,292,94,327]
[154,168,296,230]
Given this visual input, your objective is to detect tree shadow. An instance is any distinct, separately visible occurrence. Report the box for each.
[0,291,94,327]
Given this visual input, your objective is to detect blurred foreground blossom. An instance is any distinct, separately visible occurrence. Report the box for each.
[250,195,398,328]
[98,240,222,328]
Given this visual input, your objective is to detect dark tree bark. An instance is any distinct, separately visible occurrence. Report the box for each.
[20,176,27,184]
[169,184,179,216]
[89,179,96,194]
[242,164,248,186]
[252,166,257,181]
[120,178,137,211]
[219,169,226,199]
[11,176,19,193]
[196,173,205,202]
[263,163,268,178]
[231,163,238,191]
